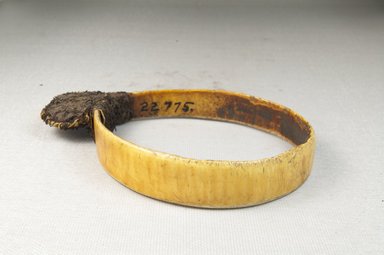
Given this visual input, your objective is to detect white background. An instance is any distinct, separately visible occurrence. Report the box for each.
[0,0,383,254]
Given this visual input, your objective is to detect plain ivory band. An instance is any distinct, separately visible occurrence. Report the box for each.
[93,90,315,208]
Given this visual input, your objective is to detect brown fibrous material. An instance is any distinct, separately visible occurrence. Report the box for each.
[40,91,133,135]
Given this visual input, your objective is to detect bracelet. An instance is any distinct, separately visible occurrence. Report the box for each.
[41,89,315,208]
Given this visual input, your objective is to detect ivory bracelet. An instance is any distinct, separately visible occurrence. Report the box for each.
[41,89,315,208]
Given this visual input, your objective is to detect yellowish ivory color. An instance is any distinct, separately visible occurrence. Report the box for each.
[93,90,315,208]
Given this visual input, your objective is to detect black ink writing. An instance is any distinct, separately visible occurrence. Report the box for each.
[140,101,195,113]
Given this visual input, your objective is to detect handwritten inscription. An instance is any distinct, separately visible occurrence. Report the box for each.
[140,101,194,113]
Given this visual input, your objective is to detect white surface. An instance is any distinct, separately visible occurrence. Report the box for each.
[0,0,383,254]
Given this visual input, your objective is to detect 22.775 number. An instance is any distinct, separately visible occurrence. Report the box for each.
[140,101,195,113]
